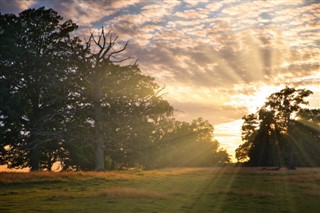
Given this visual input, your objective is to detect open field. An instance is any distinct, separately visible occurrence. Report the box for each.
[1,167,320,212]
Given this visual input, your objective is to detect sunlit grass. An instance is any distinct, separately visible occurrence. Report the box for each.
[0,171,135,185]
[95,187,167,198]
[1,167,320,212]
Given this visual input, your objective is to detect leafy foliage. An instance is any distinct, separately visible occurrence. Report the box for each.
[149,118,230,168]
[0,8,79,171]
[63,28,174,171]
[1,8,228,171]
[236,87,320,168]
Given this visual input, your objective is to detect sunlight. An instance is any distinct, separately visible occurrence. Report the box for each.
[190,167,242,211]
[214,120,243,161]
[1,1,319,212]
[247,85,284,113]
[0,165,29,172]
[288,119,320,166]
[227,84,285,114]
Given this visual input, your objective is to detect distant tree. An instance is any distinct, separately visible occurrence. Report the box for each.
[151,117,230,168]
[235,87,319,169]
[0,8,79,171]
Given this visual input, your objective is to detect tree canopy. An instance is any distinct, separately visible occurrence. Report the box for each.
[1,8,228,171]
[236,87,320,168]
[148,117,230,168]
[0,7,79,171]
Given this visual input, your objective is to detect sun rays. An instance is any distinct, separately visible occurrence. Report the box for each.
[1,0,319,170]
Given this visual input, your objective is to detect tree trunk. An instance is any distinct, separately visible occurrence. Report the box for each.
[47,158,52,172]
[30,96,41,172]
[94,104,105,171]
[30,145,40,171]
[286,119,296,170]
[95,140,105,171]
[287,149,296,170]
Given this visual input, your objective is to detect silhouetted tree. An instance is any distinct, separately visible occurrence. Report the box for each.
[287,108,320,167]
[67,28,173,171]
[0,8,79,171]
[236,87,318,169]
[264,87,313,169]
[236,113,258,163]
[1,8,229,171]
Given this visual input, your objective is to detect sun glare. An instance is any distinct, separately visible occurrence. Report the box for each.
[226,84,285,114]
[215,119,243,162]
[245,85,284,113]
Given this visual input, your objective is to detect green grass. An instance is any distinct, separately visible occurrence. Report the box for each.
[1,167,320,212]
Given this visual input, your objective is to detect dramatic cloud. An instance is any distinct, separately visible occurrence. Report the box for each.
[0,0,36,14]
[1,0,319,158]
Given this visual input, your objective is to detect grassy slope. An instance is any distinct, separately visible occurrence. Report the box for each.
[1,167,320,213]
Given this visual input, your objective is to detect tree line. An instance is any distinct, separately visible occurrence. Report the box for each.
[0,8,230,171]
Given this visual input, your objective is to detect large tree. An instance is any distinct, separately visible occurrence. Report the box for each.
[235,87,319,168]
[0,8,79,171]
[1,8,230,171]
[66,28,173,171]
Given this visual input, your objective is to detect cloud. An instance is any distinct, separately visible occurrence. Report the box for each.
[21,0,144,27]
[43,0,115,27]
[110,0,142,9]
[175,9,208,19]
[0,0,36,14]
[46,0,318,126]
[130,27,289,86]
[172,100,247,125]
[2,0,319,152]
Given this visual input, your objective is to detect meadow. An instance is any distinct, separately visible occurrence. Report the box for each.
[1,167,320,212]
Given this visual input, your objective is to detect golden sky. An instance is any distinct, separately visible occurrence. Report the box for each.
[1,0,319,159]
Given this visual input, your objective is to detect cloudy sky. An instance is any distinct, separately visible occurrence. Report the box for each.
[1,0,319,159]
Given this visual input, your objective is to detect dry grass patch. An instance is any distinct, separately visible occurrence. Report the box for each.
[289,182,320,197]
[0,172,67,184]
[286,174,320,183]
[144,167,225,177]
[77,171,136,181]
[95,187,167,199]
[211,189,274,198]
[0,171,136,185]
[304,188,320,197]
[0,168,222,185]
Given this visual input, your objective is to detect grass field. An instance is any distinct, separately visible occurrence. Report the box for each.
[1,167,320,212]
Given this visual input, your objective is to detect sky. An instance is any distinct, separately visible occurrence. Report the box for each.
[1,0,319,159]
